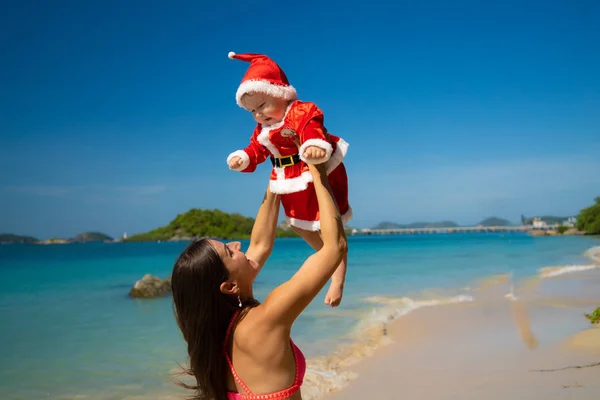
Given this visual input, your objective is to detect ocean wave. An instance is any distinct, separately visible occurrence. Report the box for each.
[539,264,600,279]
[584,246,600,263]
[359,294,474,323]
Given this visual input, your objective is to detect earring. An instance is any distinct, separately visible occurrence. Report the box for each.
[237,294,242,308]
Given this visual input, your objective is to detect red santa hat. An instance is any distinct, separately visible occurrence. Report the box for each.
[228,52,298,108]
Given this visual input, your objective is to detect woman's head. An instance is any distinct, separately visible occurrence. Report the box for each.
[209,239,260,298]
[172,239,258,316]
[171,238,258,400]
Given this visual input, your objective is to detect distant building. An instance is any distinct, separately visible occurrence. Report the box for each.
[532,218,548,229]
[561,217,577,228]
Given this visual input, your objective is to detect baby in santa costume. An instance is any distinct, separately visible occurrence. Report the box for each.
[226,52,352,307]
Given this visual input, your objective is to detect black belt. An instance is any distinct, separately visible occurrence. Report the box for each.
[270,154,300,168]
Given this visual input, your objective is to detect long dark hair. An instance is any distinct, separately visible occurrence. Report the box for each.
[171,238,243,400]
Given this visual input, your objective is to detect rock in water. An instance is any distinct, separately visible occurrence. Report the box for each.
[129,274,172,298]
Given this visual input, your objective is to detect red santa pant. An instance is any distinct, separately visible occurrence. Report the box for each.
[281,163,350,231]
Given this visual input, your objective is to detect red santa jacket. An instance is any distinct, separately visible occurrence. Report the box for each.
[227,100,349,194]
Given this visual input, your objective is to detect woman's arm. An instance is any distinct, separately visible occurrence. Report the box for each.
[244,184,281,272]
[260,162,348,327]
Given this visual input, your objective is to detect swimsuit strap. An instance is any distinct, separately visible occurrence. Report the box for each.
[290,339,306,387]
[224,310,254,396]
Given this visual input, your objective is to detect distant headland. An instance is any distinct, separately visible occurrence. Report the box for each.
[372,217,514,230]
[360,215,584,236]
[3,196,598,244]
[0,232,113,245]
[0,209,300,245]
[359,196,600,236]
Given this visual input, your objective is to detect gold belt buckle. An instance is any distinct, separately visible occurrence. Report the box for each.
[279,156,295,167]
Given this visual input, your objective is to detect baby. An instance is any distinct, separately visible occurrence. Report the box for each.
[226,52,352,307]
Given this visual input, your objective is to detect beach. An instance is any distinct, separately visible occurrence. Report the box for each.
[320,267,600,400]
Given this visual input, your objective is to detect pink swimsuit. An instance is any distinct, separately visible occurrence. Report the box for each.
[225,310,306,400]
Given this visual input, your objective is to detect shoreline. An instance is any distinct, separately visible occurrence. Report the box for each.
[300,249,600,399]
[3,229,596,246]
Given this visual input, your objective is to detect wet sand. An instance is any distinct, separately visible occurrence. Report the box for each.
[323,269,600,400]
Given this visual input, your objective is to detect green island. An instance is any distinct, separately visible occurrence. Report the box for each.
[124,208,358,242]
[125,208,301,242]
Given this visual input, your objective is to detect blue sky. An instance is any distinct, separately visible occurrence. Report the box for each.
[2,0,599,239]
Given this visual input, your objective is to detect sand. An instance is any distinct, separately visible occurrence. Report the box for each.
[567,325,600,353]
[322,269,600,400]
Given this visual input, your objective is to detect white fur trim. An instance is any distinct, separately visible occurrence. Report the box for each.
[287,207,353,231]
[257,125,282,157]
[299,139,334,164]
[228,51,236,59]
[236,80,297,108]
[343,206,353,224]
[269,171,313,194]
[274,166,285,181]
[287,217,321,231]
[226,150,250,171]
[326,138,349,174]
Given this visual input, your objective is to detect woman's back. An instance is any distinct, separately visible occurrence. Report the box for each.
[225,308,305,399]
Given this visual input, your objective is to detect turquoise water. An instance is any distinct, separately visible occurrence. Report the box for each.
[0,233,597,400]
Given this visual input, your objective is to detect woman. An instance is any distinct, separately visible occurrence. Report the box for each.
[171,161,348,400]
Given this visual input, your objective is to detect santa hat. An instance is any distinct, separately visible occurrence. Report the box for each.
[228,52,297,108]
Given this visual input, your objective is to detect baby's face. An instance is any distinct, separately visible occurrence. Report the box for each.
[241,92,288,125]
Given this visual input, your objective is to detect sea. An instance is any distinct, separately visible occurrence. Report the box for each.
[1,233,599,400]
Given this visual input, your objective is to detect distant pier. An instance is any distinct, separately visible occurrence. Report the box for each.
[353,225,550,236]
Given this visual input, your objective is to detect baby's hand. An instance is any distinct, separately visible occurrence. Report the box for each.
[325,281,344,307]
[228,156,244,169]
[303,145,326,161]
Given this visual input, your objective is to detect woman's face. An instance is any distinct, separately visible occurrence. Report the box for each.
[209,240,258,293]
